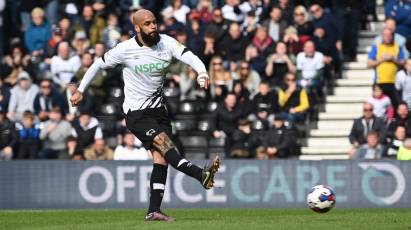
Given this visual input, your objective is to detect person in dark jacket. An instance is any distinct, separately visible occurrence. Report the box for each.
[212,93,244,138]
[251,81,279,115]
[15,111,41,159]
[386,102,411,138]
[218,22,250,63]
[229,119,262,158]
[33,79,65,121]
[264,115,296,158]
[71,111,103,152]
[0,109,18,160]
[205,8,229,49]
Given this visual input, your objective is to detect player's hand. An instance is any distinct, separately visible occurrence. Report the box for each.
[197,72,209,90]
[70,90,84,107]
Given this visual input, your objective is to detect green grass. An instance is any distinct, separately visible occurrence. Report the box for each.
[0,208,410,230]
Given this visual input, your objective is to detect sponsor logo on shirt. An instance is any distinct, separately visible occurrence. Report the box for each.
[134,61,168,74]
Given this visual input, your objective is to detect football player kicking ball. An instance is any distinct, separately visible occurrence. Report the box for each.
[70,9,220,221]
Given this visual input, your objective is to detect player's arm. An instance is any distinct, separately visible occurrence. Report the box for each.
[70,45,124,107]
[168,37,209,89]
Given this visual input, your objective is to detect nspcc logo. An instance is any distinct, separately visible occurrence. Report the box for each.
[359,162,406,205]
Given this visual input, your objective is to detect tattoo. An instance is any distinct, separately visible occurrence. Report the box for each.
[153,132,175,154]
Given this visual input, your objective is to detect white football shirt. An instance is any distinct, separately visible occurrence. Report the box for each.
[78,34,207,113]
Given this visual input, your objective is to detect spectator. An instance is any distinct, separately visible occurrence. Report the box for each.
[213,93,244,140]
[7,72,39,121]
[373,18,408,59]
[251,81,279,115]
[62,79,93,122]
[349,102,386,152]
[84,139,114,160]
[232,60,261,97]
[15,111,41,159]
[76,5,106,46]
[312,27,338,68]
[50,41,81,90]
[241,11,259,37]
[278,72,309,122]
[33,79,65,121]
[0,109,17,160]
[262,6,287,43]
[383,125,406,158]
[255,146,269,160]
[239,0,263,21]
[71,111,103,151]
[264,115,296,159]
[186,18,205,56]
[200,32,216,67]
[58,16,75,41]
[192,0,214,24]
[395,59,411,109]
[251,26,275,58]
[219,22,249,64]
[245,44,266,76]
[368,28,405,109]
[165,0,191,24]
[292,5,314,39]
[114,132,152,160]
[397,138,411,160]
[209,55,232,95]
[232,80,250,107]
[386,102,411,139]
[265,42,296,87]
[1,46,36,86]
[39,107,73,159]
[74,52,106,111]
[103,13,121,49]
[351,131,384,159]
[296,40,324,97]
[309,3,342,54]
[283,26,304,55]
[160,8,185,36]
[367,84,394,121]
[205,8,229,49]
[385,0,411,38]
[24,7,51,58]
[44,26,64,59]
[229,119,261,158]
[65,135,83,159]
[178,67,206,101]
[71,31,90,56]
[222,0,246,22]
[277,0,294,25]
[0,77,10,112]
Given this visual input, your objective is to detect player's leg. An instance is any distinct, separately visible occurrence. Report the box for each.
[145,150,175,222]
[152,132,220,189]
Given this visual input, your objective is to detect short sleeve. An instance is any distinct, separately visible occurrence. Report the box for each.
[101,44,124,68]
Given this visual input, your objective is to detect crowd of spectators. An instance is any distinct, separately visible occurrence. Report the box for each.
[0,0,384,160]
[350,0,411,160]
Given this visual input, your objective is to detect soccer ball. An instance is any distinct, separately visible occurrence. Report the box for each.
[306,185,336,213]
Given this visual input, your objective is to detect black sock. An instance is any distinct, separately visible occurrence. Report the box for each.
[148,163,168,214]
[164,148,202,182]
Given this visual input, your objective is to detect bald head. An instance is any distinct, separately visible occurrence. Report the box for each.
[132,9,155,26]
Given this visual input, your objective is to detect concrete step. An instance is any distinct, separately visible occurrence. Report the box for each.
[343,69,374,78]
[357,45,372,54]
[319,112,360,120]
[316,120,353,130]
[307,137,351,148]
[301,147,350,155]
[327,95,369,103]
[299,154,350,160]
[359,30,379,38]
[359,38,375,47]
[310,129,350,137]
[369,21,385,32]
[336,78,373,87]
[334,86,372,97]
[325,103,363,112]
[344,62,368,70]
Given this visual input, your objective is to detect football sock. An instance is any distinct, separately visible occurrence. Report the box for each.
[148,163,168,213]
[164,148,202,182]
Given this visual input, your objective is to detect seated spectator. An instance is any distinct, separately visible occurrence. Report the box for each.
[368,28,405,109]
[296,41,324,96]
[65,135,83,159]
[103,13,121,49]
[248,105,271,131]
[213,93,244,139]
[251,81,279,115]
[278,72,309,122]
[84,139,114,160]
[39,107,73,159]
[209,55,232,95]
[191,0,213,24]
[232,60,260,97]
[265,42,296,87]
[312,27,337,67]
[349,102,386,153]
[44,26,64,60]
[383,125,406,159]
[7,72,39,121]
[219,22,250,65]
[387,102,411,139]
[241,11,259,37]
[24,7,51,58]
[15,111,41,159]
[71,31,90,56]
[367,84,394,121]
[229,119,261,158]
[292,5,313,40]
[76,5,106,46]
[114,132,151,160]
[255,146,269,160]
[264,115,296,159]
[232,80,251,108]
[33,79,65,121]
[395,59,411,109]
[283,26,304,55]
[205,8,229,49]
[351,131,384,159]
[186,18,205,57]
[1,45,36,86]
[0,109,17,160]
[262,6,287,43]
[0,77,10,112]
[397,138,411,160]
[239,0,263,21]
[62,79,93,122]
[373,18,408,58]
[222,0,247,22]
[71,111,103,151]
[178,67,205,101]
[245,44,266,76]
[74,52,106,111]
[251,26,275,58]
[200,32,216,67]
[160,8,185,36]
[163,0,191,24]
[50,41,81,90]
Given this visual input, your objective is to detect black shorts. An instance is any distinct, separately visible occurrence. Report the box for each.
[125,107,172,150]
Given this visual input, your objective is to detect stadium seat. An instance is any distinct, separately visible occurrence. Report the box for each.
[173,119,196,135]
[107,87,124,106]
[178,135,208,159]
[164,87,180,98]
[192,119,213,136]
[208,136,226,159]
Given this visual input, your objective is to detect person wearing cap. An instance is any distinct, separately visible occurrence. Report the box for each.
[7,71,39,121]
[72,30,90,56]
[24,7,52,57]
[263,114,296,158]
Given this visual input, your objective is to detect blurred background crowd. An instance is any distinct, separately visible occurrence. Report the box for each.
[0,0,409,161]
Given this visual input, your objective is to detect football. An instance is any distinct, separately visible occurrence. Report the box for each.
[306,185,336,213]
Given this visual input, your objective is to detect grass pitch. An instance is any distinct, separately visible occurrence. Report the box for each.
[0,208,410,230]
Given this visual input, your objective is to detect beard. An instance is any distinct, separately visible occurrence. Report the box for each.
[140,29,160,46]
